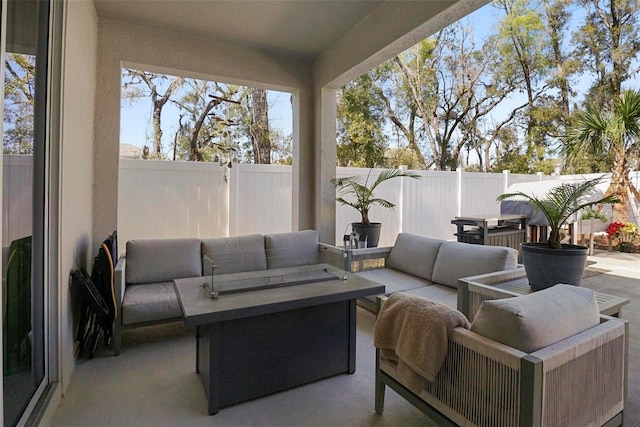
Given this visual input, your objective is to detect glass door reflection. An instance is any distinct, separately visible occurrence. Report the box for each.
[3,0,47,425]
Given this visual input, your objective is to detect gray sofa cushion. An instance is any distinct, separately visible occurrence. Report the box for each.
[125,238,202,284]
[201,234,267,275]
[358,268,432,297]
[386,233,445,281]
[470,284,600,353]
[431,241,518,289]
[403,285,457,310]
[265,230,319,269]
[121,282,182,325]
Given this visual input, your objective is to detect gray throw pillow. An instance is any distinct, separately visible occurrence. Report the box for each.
[265,230,319,269]
[470,284,600,353]
[386,233,445,281]
[201,234,267,275]
[125,238,202,284]
[431,241,518,288]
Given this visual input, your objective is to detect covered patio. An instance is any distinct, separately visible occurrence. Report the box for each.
[35,1,497,420]
[50,251,640,425]
[4,0,637,425]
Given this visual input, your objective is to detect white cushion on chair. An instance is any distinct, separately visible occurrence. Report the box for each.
[470,284,600,353]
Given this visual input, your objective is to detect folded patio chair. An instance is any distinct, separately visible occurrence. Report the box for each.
[72,269,110,359]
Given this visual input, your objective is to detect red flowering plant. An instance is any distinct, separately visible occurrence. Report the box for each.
[607,222,624,238]
[607,221,639,244]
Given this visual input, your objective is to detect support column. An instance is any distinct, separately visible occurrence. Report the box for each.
[93,26,120,249]
[315,88,337,244]
[292,84,337,244]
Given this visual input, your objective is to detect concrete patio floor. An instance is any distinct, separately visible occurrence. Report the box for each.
[580,250,640,427]
[50,250,640,426]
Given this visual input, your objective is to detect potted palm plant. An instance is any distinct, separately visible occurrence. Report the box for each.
[497,177,619,290]
[331,168,420,247]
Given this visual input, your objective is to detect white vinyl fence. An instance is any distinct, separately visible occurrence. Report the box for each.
[334,168,554,246]
[117,160,293,245]
[117,160,557,247]
[2,156,33,247]
[3,156,637,249]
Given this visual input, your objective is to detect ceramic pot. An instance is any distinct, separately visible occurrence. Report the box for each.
[521,242,588,291]
[351,222,382,248]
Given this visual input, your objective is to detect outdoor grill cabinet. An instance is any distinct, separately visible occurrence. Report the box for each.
[451,214,528,253]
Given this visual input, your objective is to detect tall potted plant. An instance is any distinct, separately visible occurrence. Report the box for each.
[497,177,619,290]
[331,168,420,247]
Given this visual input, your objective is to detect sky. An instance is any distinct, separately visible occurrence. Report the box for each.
[118,4,500,153]
[119,2,639,160]
[120,85,293,150]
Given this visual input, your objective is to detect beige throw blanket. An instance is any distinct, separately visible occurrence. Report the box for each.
[374,293,470,384]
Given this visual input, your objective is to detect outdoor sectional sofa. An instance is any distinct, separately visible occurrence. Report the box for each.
[112,230,328,355]
[349,232,520,313]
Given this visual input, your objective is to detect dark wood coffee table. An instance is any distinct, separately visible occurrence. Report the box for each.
[174,264,385,415]
[458,268,630,321]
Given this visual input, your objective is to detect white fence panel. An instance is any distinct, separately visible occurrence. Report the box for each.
[230,164,292,236]
[118,159,228,245]
[460,172,505,217]
[2,156,33,247]
[111,158,640,248]
[401,171,458,241]
[507,172,550,187]
[5,155,638,251]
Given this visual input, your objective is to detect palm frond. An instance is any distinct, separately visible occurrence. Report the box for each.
[497,177,620,248]
[331,168,420,224]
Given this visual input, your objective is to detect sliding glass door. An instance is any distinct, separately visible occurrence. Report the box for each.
[2,0,52,424]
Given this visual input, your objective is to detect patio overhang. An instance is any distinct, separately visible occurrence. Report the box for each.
[91,0,490,246]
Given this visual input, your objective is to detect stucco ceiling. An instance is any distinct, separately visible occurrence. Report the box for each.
[92,0,459,60]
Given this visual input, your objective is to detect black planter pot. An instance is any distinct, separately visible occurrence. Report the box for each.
[521,243,589,291]
[351,222,382,248]
[620,243,635,253]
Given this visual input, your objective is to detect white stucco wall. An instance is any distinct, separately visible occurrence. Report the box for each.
[59,0,97,391]
[94,19,317,246]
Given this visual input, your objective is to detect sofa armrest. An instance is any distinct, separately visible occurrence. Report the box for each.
[525,317,627,426]
[317,244,392,272]
[114,255,126,304]
[457,268,525,320]
[378,326,526,425]
[346,246,392,272]
[113,255,126,356]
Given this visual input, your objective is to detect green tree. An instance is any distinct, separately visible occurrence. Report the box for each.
[336,71,387,167]
[122,69,184,159]
[563,90,640,222]
[572,0,640,108]
[173,79,241,162]
[4,54,35,154]
[249,88,271,164]
[397,23,517,171]
[493,0,555,163]
[543,0,574,122]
